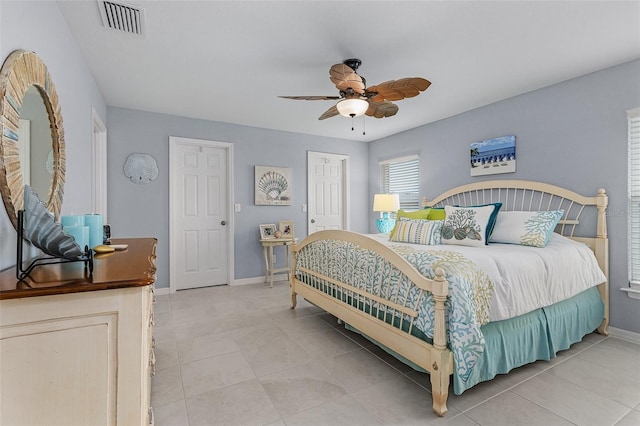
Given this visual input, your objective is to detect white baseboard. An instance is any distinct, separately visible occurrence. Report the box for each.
[154,286,170,296]
[608,327,640,344]
[231,275,289,286]
[153,275,288,294]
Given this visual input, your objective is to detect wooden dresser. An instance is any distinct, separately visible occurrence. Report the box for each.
[0,238,157,426]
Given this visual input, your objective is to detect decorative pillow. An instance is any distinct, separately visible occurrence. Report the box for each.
[441,205,496,247]
[389,209,430,239]
[454,202,502,240]
[389,218,443,245]
[397,208,431,220]
[489,210,564,247]
[427,207,446,220]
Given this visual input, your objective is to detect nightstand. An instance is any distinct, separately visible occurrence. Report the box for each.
[260,238,297,287]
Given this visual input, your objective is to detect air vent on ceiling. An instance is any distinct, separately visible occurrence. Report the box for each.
[98,0,145,36]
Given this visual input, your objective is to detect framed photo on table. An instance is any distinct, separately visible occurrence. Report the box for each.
[279,220,294,238]
[259,224,277,240]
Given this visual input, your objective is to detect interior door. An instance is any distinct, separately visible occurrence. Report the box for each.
[91,110,108,221]
[171,138,229,290]
[307,152,348,233]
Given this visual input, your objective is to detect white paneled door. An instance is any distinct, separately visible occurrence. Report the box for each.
[171,137,230,290]
[91,109,107,221]
[307,152,349,234]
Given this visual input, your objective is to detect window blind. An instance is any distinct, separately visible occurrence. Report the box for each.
[380,155,420,210]
[629,108,640,285]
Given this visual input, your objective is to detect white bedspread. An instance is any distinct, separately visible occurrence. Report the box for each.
[368,233,606,322]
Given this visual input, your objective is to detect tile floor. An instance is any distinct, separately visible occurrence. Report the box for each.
[151,282,640,426]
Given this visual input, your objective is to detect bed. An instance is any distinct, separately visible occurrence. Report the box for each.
[289,180,608,417]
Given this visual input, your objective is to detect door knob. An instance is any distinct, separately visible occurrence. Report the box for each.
[221,220,227,225]
[310,219,315,223]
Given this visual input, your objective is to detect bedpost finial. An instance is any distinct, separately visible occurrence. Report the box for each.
[433,267,448,297]
[595,188,607,239]
[596,188,608,209]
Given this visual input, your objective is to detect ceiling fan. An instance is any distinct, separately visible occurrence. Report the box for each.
[279,58,431,122]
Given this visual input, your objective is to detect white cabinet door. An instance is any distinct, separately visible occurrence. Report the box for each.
[1,315,115,425]
[0,286,153,426]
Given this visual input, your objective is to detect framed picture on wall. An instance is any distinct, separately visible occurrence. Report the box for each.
[470,135,516,176]
[255,166,292,205]
[279,220,294,238]
[259,224,277,240]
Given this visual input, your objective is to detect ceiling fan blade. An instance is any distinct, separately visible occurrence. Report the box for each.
[365,101,399,119]
[329,63,365,95]
[367,77,431,102]
[318,105,340,120]
[279,95,340,100]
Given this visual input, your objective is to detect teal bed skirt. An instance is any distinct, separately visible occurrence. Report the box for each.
[346,286,604,395]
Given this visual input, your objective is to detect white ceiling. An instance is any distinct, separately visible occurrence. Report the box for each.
[57,0,640,142]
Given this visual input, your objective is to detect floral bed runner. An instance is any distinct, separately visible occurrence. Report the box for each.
[296,239,494,383]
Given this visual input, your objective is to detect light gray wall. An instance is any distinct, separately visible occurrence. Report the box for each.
[0,0,107,269]
[369,59,640,333]
[106,107,369,288]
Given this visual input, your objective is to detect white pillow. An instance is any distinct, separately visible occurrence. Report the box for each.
[489,210,564,247]
[441,205,495,247]
[389,218,443,245]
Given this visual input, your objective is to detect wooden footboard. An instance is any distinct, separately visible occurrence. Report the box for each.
[289,230,454,417]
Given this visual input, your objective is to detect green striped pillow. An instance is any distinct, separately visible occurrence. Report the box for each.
[389,218,443,245]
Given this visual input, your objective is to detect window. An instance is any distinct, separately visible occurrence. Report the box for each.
[379,155,420,210]
[628,107,640,289]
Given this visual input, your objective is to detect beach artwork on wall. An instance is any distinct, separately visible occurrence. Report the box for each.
[255,166,292,205]
[470,135,516,176]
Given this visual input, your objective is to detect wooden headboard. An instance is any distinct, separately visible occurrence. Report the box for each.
[423,179,609,333]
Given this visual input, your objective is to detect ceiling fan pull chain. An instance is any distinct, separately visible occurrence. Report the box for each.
[351,115,355,131]
[362,116,366,136]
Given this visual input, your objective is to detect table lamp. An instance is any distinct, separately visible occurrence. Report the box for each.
[373,193,400,233]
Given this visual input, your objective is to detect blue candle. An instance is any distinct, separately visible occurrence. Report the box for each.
[84,214,104,249]
[61,215,85,227]
[63,225,90,251]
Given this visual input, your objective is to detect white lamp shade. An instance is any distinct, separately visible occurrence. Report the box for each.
[373,193,400,212]
[336,98,369,117]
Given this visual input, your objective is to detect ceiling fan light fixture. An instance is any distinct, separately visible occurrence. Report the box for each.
[336,98,368,118]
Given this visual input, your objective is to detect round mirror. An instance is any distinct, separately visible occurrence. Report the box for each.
[0,50,66,230]
[21,85,55,202]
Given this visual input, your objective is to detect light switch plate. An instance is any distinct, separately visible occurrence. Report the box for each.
[234,203,241,212]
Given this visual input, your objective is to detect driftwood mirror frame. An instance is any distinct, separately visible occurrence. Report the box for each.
[0,50,65,230]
